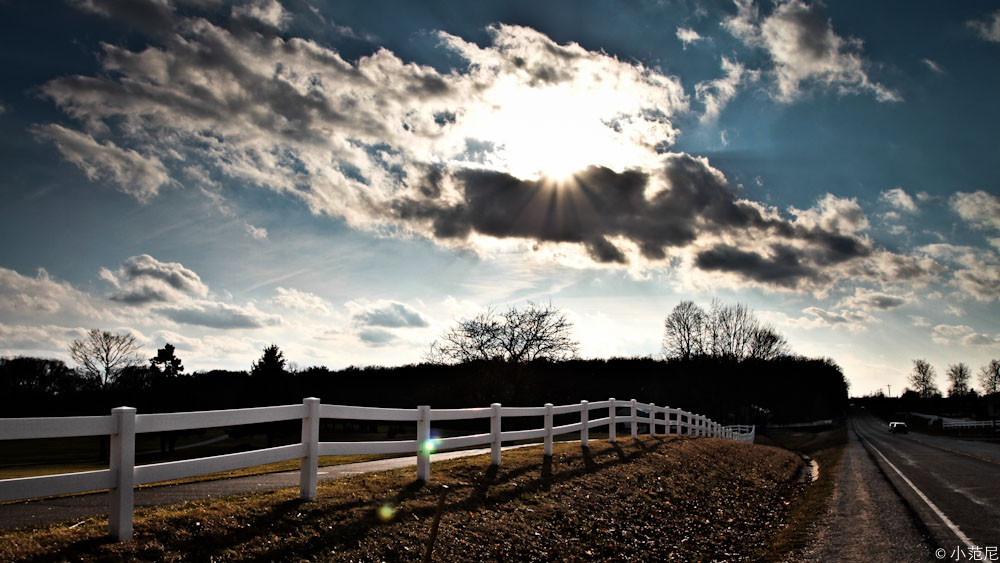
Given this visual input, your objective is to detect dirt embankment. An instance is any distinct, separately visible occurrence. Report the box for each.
[1,436,803,562]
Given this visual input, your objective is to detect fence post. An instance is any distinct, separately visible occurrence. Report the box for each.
[544,403,554,456]
[580,400,589,447]
[609,398,617,443]
[109,406,136,541]
[300,397,320,500]
[417,405,431,482]
[649,403,656,436]
[630,399,637,439]
[491,403,502,466]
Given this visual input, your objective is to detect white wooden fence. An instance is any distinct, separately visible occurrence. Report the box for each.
[0,397,754,541]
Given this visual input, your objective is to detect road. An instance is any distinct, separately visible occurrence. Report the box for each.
[853,410,1000,561]
[797,421,934,562]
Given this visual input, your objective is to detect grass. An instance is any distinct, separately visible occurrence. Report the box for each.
[754,424,848,561]
[0,435,806,562]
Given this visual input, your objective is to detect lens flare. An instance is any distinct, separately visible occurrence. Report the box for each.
[377,503,396,522]
[421,438,440,455]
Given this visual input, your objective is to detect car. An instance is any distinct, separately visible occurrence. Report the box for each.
[888,421,908,434]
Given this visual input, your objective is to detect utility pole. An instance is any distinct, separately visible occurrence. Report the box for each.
[887,384,891,398]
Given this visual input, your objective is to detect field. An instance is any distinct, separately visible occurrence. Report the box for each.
[0,435,808,562]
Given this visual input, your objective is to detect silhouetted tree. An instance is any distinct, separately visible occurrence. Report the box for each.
[150,343,184,377]
[909,359,940,398]
[662,300,790,361]
[0,356,93,396]
[69,329,143,389]
[946,363,971,397]
[663,300,705,360]
[428,302,578,363]
[251,344,287,378]
[980,359,1000,395]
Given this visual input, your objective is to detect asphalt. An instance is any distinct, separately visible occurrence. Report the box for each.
[0,446,507,531]
[853,410,1000,561]
[797,416,934,562]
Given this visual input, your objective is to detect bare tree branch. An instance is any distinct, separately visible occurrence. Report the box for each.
[427,302,578,364]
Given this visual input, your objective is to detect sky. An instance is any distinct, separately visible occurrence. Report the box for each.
[1,0,999,397]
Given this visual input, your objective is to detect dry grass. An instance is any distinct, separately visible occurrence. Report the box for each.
[754,424,848,561]
[0,436,804,562]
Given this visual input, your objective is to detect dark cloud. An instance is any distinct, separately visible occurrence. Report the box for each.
[353,302,428,328]
[695,244,821,287]
[158,302,281,329]
[392,154,881,289]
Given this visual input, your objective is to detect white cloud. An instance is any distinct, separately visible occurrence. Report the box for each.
[30,124,170,203]
[945,304,965,317]
[0,322,90,357]
[880,187,918,214]
[789,193,870,234]
[101,254,209,305]
[231,0,290,30]
[676,27,704,47]
[968,10,1000,42]
[922,58,945,74]
[157,301,282,329]
[951,191,1000,232]
[0,267,106,319]
[244,223,268,240]
[932,324,1000,347]
[910,315,930,327]
[695,57,759,122]
[791,306,875,332]
[271,287,332,315]
[725,0,899,103]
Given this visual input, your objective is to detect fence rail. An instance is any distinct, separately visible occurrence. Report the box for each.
[0,397,754,541]
[942,419,996,429]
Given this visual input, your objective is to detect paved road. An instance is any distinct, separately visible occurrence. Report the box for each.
[853,411,1000,561]
[0,447,508,531]
[797,421,934,562]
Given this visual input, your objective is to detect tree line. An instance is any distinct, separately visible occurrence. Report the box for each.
[2,299,848,425]
[907,358,1000,399]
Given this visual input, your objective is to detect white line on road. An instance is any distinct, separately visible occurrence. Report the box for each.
[861,435,978,551]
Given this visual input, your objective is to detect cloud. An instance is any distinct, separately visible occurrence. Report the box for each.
[800,306,874,332]
[244,223,268,240]
[968,10,1000,42]
[695,57,759,122]
[157,301,282,329]
[351,301,428,328]
[0,267,104,318]
[880,187,918,214]
[676,27,704,47]
[37,9,934,295]
[725,0,899,102]
[0,322,90,356]
[931,324,1000,347]
[951,191,1000,232]
[101,254,209,304]
[231,0,290,30]
[271,287,332,315]
[910,315,930,327]
[837,288,909,311]
[357,328,397,346]
[31,124,170,202]
[922,58,945,74]
[919,243,1000,302]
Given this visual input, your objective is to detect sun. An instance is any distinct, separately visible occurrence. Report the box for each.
[477,83,641,181]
